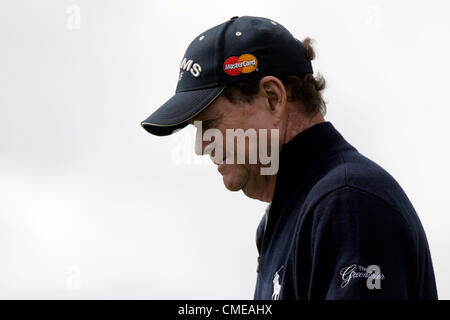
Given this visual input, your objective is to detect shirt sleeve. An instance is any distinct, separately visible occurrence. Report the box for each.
[307,186,417,299]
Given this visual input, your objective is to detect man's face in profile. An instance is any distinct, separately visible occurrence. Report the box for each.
[189,89,280,200]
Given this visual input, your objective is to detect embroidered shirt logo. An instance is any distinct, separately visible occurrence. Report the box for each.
[271,265,284,300]
[339,264,384,289]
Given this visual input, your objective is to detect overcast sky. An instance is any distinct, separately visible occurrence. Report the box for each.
[1,0,449,299]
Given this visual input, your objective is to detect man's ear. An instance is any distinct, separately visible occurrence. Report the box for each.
[259,76,287,123]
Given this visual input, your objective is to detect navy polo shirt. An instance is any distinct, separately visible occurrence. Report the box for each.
[253,122,438,300]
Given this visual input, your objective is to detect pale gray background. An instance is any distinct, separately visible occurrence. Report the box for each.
[1,0,449,299]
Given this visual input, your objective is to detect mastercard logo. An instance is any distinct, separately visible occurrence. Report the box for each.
[223,54,258,76]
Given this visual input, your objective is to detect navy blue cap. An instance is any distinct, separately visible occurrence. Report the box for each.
[141,15,313,136]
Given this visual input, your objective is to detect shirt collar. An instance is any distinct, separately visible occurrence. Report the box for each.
[261,121,356,253]
[275,121,355,193]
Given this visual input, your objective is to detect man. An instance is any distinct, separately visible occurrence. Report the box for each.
[141,16,438,299]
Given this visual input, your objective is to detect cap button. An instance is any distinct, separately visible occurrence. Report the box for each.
[230,16,239,20]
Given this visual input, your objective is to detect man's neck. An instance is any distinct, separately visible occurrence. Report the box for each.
[283,110,325,146]
[244,110,325,203]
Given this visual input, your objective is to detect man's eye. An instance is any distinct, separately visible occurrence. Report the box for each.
[203,120,213,129]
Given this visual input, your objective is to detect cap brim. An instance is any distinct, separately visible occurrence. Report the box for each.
[141,86,225,136]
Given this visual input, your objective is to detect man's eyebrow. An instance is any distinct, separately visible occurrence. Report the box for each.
[203,114,222,126]
[188,112,222,125]
[207,111,223,122]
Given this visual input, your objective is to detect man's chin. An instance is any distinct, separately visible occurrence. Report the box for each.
[222,175,246,191]
[218,164,249,191]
